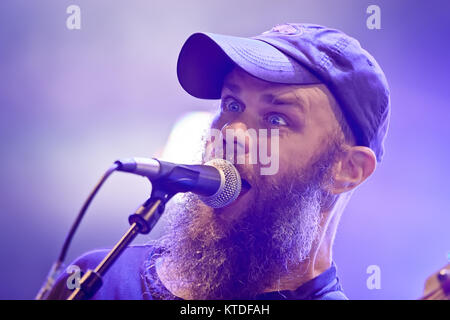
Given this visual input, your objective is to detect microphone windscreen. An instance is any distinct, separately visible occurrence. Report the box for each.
[199,159,241,208]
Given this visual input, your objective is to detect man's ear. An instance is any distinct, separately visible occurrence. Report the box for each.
[330,146,377,194]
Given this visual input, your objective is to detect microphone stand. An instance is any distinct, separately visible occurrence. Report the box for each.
[67,187,174,300]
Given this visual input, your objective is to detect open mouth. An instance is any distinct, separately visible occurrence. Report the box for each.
[239,178,252,197]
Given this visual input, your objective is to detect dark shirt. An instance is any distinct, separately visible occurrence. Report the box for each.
[47,245,348,300]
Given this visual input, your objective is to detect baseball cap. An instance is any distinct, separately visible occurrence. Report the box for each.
[177,23,390,162]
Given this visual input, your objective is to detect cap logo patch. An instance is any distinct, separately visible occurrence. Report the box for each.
[263,24,302,36]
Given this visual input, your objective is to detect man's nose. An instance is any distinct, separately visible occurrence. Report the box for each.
[220,121,253,159]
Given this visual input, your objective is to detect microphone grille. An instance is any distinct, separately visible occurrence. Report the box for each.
[199,159,241,208]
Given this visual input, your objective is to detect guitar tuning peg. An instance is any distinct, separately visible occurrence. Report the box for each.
[437,268,449,282]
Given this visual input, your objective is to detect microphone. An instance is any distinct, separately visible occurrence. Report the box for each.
[114,157,242,208]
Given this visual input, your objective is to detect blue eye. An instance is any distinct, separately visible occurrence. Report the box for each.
[266,114,288,126]
[224,100,243,113]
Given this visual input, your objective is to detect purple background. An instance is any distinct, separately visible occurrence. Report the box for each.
[0,0,449,299]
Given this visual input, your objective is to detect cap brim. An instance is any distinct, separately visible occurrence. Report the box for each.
[177,32,321,99]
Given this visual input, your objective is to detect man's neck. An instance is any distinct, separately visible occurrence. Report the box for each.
[262,251,332,293]
[261,205,338,293]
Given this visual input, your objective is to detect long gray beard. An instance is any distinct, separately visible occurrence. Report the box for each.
[152,145,339,300]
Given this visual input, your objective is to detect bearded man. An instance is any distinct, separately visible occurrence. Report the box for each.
[48,23,390,300]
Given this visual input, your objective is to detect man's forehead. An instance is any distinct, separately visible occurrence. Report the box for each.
[222,68,336,110]
[222,67,329,99]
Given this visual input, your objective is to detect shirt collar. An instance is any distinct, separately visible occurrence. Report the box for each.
[255,262,339,300]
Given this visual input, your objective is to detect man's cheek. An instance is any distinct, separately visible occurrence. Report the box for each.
[258,129,280,176]
[255,171,283,192]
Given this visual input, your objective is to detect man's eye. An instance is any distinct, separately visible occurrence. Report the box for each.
[223,100,243,113]
[266,114,288,126]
